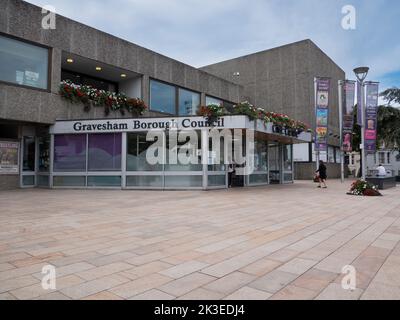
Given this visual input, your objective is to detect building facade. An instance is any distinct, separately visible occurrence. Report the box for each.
[200,40,345,179]
[1,0,342,190]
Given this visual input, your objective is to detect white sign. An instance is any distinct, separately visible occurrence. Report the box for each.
[50,116,249,134]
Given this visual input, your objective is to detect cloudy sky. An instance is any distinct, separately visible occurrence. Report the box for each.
[27,0,400,102]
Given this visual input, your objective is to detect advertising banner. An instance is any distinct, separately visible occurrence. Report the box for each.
[0,141,19,174]
[315,78,330,151]
[364,82,379,154]
[357,81,362,126]
[342,80,356,152]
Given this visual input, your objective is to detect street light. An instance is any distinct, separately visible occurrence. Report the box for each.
[353,66,369,180]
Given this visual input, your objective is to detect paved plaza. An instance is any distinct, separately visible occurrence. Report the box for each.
[0,180,399,300]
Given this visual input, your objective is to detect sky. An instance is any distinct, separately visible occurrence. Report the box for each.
[26,0,400,104]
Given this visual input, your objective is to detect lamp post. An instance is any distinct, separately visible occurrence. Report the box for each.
[353,67,369,180]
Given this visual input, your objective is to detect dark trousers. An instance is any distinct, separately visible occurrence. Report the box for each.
[228,172,233,187]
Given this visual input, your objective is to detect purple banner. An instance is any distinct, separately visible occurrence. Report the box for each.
[315,78,330,151]
[342,81,356,152]
[364,82,379,154]
[357,81,362,126]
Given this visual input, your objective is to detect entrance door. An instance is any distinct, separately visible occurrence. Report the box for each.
[21,136,36,187]
[269,143,281,184]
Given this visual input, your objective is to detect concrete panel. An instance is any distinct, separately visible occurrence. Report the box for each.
[0,175,19,190]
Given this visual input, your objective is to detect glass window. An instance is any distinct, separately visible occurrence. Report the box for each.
[37,175,49,187]
[22,175,35,186]
[254,139,268,172]
[178,88,200,116]
[61,69,118,92]
[53,176,86,187]
[54,135,87,172]
[38,136,50,172]
[23,137,35,171]
[150,80,176,114]
[0,35,48,89]
[88,133,121,171]
[127,132,163,171]
[164,175,202,188]
[387,152,391,164]
[283,145,293,171]
[87,176,121,187]
[379,152,385,164]
[166,131,202,171]
[126,176,163,188]
[250,174,268,184]
[208,175,226,187]
[206,96,223,106]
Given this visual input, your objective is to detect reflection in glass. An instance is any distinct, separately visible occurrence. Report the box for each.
[269,143,280,184]
[38,136,50,172]
[0,35,48,89]
[179,88,200,116]
[23,137,35,172]
[283,144,293,171]
[150,80,176,114]
[127,132,163,171]
[54,135,86,172]
[165,131,202,171]
[88,133,121,171]
[206,96,223,106]
[87,176,121,187]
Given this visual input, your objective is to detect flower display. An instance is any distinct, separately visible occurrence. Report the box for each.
[232,101,310,132]
[197,104,225,125]
[347,179,382,196]
[59,80,147,116]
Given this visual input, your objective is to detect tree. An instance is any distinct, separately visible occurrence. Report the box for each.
[380,87,400,105]
[352,104,400,151]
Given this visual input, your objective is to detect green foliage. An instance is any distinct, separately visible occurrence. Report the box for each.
[380,87,400,105]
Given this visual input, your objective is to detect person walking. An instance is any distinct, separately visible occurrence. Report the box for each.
[228,163,235,188]
[316,160,327,189]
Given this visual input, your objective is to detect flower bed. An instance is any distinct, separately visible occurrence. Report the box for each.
[59,80,147,116]
[347,179,382,196]
[199,100,311,131]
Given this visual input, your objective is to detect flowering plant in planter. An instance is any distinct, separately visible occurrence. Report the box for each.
[59,80,147,116]
[347,179,382,196]
[197,104,225,125]
[232,101,259,120]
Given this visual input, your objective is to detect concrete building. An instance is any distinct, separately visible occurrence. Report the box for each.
[0,0,343,190]
[200,41,345,179]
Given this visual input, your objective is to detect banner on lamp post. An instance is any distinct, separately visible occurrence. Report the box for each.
[315,78,330,152]
[364,82,379,154]
[357,81,363,126]
[342,80,356,152]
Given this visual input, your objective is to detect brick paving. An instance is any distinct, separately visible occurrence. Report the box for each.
[0,180,399,300]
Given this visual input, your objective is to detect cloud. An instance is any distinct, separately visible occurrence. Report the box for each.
[25,0,400,91]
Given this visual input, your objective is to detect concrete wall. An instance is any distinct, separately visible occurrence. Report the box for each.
[0,0,244,125]
[0,175,19,190]
[200,40,345,147]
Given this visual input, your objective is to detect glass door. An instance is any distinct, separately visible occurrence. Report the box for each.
[283,144,294,183]
[21,136,36,187]
[269,143,281,184]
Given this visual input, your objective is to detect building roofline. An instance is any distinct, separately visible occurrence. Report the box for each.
[19,0,242,87]
[200,39,345,75]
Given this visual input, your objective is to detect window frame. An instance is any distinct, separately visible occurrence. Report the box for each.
[178,87,201,116]
[0,32,52,92]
